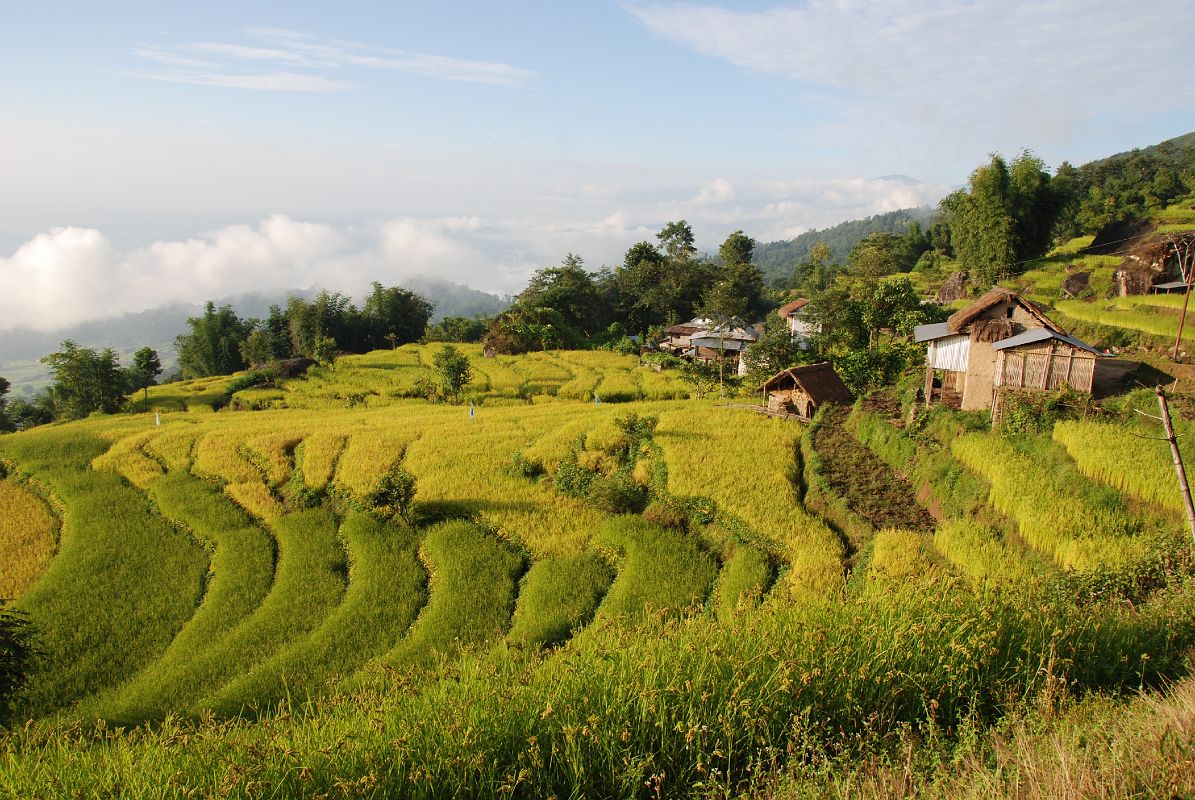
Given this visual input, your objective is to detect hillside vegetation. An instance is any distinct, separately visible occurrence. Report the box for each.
[0,344,1192,798]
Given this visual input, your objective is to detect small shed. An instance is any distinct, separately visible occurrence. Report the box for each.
[992,328,1100,393]
[756,362,853,420]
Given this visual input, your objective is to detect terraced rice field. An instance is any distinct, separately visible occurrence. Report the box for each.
[1,349,1191,798]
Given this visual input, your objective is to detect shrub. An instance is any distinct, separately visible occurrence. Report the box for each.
[508,451,543,479]
[363,466,417,522]
[0,602,35,721]
[224,369,277,395]
[587,473,648,515]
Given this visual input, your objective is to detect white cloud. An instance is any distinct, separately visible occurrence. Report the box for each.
[135,28,535,91]
[0,174,949,331]
[692,177,735,205]
[626,1,1195,155]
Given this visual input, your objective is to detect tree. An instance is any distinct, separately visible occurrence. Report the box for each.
[657,220,697,264]
[128,347,162,403]
[741,317,813,378]
[615,230,715,331]
[422,315,489,343]
[432,344,472,401]
[516,255,606,341]
[239,326,286,367]
[0,375,10,432]
[174,302,250,379]
[313,335,338,368]
[940,151,1066,285]
[360,283,434,350]
[719,229,755,268]
[41,340,126,419]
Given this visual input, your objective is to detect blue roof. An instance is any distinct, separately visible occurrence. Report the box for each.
[990,327,1101,355]
[913,322,952,342]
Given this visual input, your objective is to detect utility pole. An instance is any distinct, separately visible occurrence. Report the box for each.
[1156,385,1195,544]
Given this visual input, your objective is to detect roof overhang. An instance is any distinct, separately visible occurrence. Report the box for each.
[991,327,1102,355]
[913,322,952,343]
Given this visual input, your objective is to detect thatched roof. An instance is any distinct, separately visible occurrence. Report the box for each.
[756,362,854,403]
[776,298,809,319]
[946,287,1060,335]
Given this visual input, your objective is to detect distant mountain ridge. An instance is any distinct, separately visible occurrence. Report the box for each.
[752,206,939,284]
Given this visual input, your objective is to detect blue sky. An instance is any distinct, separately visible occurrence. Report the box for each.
[2,1,1194,330]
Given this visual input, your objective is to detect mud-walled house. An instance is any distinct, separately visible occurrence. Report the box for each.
[914,288,1101,412]
[756,362,853,420]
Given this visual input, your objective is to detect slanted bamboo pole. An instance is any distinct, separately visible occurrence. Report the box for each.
[1157,385,1195,544]
[1173,257,1195,360]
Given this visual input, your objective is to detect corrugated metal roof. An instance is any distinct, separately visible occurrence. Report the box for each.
[913,322,952,342]
[690,336,750,351]
[1153,280,1188,291]
[991,327,1102,355]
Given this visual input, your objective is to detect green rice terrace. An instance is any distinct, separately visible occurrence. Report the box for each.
[1,343,1194,798]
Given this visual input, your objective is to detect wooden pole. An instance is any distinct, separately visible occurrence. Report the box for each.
[1157,385,1195,545]
[1173,258,1195,360]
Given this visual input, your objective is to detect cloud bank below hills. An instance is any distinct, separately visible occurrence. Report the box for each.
[0,175,947,333]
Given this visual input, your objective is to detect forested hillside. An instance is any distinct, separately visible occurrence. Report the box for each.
[752,206,939,285]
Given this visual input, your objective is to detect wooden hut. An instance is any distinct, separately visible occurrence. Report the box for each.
[756,362,853,420]
[913,287,1101,412]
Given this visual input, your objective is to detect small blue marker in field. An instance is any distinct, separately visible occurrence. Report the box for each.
[469,401,475,418]
[594,394,600,406]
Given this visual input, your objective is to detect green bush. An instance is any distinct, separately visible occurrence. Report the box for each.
[0,602,34,722]
[586,472,648,514]
[224,369,277,395]
[363,466,417,522]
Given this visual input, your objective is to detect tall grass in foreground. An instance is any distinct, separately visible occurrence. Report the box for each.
[5,582,1191,798]
[81,473,277,724]
[384,520,523,666]
[0,479,57,599]
[952,433,1154,571]
[1054,419,1188,513]
[0,429,209,717]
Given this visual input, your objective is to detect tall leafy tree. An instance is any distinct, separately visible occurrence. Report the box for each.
[516,254,606,340]
[0,375,10,432]
[615,226,715,331]
[128,347,162,403]
[41,340,127,419]
[360,283,434,350]
[941,151,1065,284]
[657,220,697,264]
[718,229,755,268]
[175,302,250,379]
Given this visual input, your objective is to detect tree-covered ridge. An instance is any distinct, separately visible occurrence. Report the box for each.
[753,207,940,285]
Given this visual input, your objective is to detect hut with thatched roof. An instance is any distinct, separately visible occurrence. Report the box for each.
[913,287,1100,412]
[756,362,853,420]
